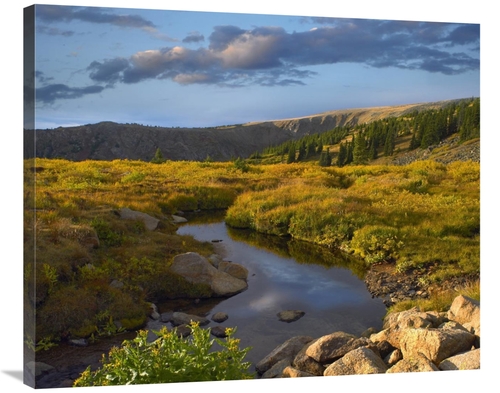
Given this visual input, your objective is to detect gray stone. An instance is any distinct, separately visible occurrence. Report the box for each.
[171,312,210,327]
[170,252,248,297]
[277,310,305,323]
[212,312,229,323]
[305,331,357,363]
[256,336,314,374]
[323,347,387,376]
[118,207,160,230]
[438,348,480,370]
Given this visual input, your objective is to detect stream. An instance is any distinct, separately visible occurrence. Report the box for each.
[33,215,386,387]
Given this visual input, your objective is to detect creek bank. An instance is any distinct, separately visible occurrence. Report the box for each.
[255,294,480,378]
[363,260,480,307]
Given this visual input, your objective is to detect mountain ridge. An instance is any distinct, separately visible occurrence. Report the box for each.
[24,98,470,162]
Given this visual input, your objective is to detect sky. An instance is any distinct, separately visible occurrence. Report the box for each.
[26,2,481,129]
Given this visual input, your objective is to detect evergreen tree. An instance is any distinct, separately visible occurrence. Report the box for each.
[316,141,323,155]
[151,147,165,164]
[383,131,395,157]
[353,133,369,165]
[336,142,347,167]
[286,146,296,164]
[319,148,331,167]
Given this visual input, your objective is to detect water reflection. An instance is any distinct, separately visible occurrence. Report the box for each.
[172,215,386,366]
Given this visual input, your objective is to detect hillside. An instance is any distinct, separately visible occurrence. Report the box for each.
[24,98,468,162]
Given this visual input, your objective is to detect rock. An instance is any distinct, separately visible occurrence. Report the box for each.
[397,327,476,364]
[170,252,248,297]
[305,331,357,363]
[118,207,160,230]
[387,353,439,373]
[277,310,305,323]
[282,366,315,378]
[160,312,173,323]
[383,307,436,330]
[256,336,314,375]
[208,254,222,268]
[210,326,228,338]
[212,312,229,323]
[447,295,480,336]
[218,261,249,280]
[174,325,192,338]
[385,349,403,366]
[438,348,480,370]
[171,312,210,327]
[149,303,160,320]
[261,358,292,378]
[323,347,388,376]
[171,215,188,223]
[68,338,88,347]
[292,339,325,376]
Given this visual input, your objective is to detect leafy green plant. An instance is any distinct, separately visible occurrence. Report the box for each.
[73,323,253,386]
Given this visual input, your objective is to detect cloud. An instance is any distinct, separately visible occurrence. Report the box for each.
[36,25,74,37]
[39,17,480,103]
[35,5,177,42]
[35,83,105,104]
[183,32,205,44]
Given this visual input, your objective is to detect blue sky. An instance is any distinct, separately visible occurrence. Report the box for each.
[27,2,480,129]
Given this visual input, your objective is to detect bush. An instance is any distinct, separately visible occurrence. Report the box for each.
[350,225,404,265]
[73,323,253,386]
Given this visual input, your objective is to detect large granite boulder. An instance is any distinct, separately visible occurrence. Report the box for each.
[323,347,388,376]
[118,207,160,231]
[170,252,248,297]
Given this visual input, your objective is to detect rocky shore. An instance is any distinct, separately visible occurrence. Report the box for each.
[255,294,480,378]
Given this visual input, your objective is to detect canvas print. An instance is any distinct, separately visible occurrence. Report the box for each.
[23,3,480,389]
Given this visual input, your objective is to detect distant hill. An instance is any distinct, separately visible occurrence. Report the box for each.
[24,98,469,162]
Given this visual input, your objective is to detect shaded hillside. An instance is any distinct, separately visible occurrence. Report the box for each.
[25,98,468,162]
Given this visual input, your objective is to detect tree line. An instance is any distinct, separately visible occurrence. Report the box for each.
[256,98,479,167]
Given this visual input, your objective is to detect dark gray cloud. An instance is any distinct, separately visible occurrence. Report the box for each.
[183,33,205,43]
[36,84,105,104]
[36,5,155,29]
[35,5,176,42]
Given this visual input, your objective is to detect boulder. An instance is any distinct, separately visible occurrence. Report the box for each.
[397,327,476,364]
[170,252,248,297]
[438,348,480,370]
[211,312,229,323]
[292,339,325,376]
[383,307,437,330]
[256,335,314,375]
[305,331,357,363]
[218,261,249,280]
[171,215,188,223]
[282,366,315,378]
[447,295,480,336]
[387,353,439,373]
[277,310,305,323]
[171,312,210,327]
[210,326,228,338]
[118,207,160,231]
[261,358,292,379]
[323,347,388,376]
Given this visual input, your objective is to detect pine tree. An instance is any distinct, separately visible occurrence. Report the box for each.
[286,146,296,164]
[151,147,165,164]
[336,142,347,167]
[353,133,369,165]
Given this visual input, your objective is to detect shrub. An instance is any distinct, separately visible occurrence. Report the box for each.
[349,225,404,265]
[73,323,253,386]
